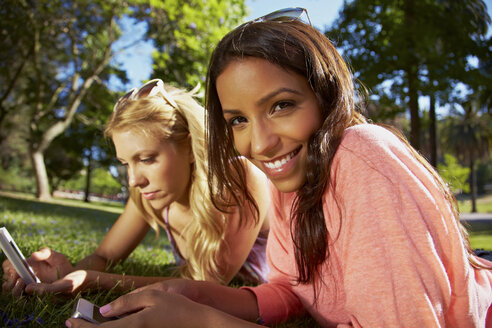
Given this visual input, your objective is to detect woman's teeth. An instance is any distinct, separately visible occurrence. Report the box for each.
[264,150,297,169]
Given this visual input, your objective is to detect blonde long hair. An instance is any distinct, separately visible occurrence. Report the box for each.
[105,84,226,282]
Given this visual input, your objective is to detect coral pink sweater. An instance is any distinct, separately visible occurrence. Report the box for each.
[244,124,492,327]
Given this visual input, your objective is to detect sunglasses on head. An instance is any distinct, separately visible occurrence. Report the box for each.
[248,7,311,26]
[113,79,178,111]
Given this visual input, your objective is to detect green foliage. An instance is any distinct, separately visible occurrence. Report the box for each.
[441,103,492,165]
[141,0,248,89]
[88,168,123,195]
[437,154,470,194]
[0,167,35,194]
[0,0,137,199]
[1,0,249,200]
[476,157,492,194]
[327,0,491,149]
[58,167,122,196]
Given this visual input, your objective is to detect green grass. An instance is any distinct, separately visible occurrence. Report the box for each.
[458,194,492,213]
[1,191,490,327]
[0,192,319,327]
[458,194,492,250]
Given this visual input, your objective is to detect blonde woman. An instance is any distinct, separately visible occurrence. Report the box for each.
[2,79,270,296]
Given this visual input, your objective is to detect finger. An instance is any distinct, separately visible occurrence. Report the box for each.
[66,318,98,328]
[67,315,141,328]
[100,290,163,317]
[2,270,18,291]
[2,260,18,278]
[127,280,170,295]
[12,278,26,297]
[3,279,17,294]
[2,259,12,270]
[25,279,73,295]
[127,283,154,295]
[2,281,11,292]
[31,247,53,261]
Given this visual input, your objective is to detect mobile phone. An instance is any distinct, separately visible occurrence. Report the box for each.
[0,227,40,284]
[71,298,119,324]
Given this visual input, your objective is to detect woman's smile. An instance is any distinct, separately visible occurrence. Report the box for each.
[217,57,321,193]
[260,146,301,176]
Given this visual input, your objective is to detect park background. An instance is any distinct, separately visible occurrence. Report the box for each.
[0,0,492,326]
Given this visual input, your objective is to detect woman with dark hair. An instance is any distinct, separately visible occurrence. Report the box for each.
[66,8,492,328]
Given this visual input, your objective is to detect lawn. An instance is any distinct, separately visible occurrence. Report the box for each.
[458,194,492,250]
[0,192,319,327]
[458,194,492,214]
[0,190,490,327]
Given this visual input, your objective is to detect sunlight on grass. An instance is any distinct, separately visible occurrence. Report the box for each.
[458,194,492,214]
[466,221,492,250]
[0,193,175,326]
[0,193,317,327]
[0,191,489,327]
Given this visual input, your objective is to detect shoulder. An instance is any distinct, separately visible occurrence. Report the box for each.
[335,124,412,167]
[329,124,430,193]
[340,124,406,152]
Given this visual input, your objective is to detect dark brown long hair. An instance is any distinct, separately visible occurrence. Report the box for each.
[205,19,486,288]
[205,20,366,286]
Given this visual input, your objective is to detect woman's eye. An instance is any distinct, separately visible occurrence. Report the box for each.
[228,116,248,127]
[273,101,294,112]
[140,157,155,164]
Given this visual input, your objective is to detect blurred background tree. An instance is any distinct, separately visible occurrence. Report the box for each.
[139,0,247,89]
[0,0,247,201]
[0,0,490,210]
[326,0,491,159]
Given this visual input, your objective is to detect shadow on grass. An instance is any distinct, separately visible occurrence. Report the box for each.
[0,194,121,221]
[462,220,492,237]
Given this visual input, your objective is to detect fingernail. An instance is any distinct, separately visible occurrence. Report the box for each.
[65,320,72,327]
[100,304,111,314]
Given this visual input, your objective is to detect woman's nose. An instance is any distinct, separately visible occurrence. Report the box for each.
[250,119,280,158]
[128,167,146,188]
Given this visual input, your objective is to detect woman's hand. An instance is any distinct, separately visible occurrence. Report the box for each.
[25,270,97,295]
[125,278,260,322]
[65,289,261,328]
[2,247,73,296]
[127,278,201,301]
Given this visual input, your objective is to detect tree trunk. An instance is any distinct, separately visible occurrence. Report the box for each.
[84,148,93,203]
[31,150,51,200]
[470,158,477,213]
[429,93,437,167]
[408,72,420,150]
[404,0,420,150]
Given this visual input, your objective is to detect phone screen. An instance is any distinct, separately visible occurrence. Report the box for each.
[92,305,115,323]
[9,240,37,281]
[72,299,119,324]
[92,305,111,322]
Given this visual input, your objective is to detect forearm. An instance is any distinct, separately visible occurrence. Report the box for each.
[73,253,111,272]
[88,271,174,292]
[195,302,262,328]
[191,281,260,322]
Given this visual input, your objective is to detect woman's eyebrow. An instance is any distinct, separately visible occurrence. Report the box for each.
[255,87,302,106]
[222,88,302,114]
[222,109,243,115]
